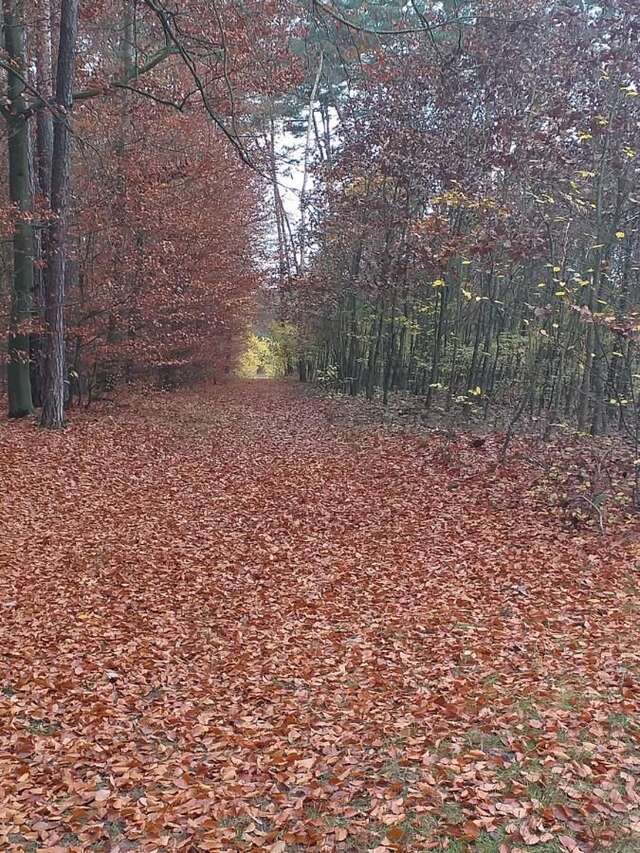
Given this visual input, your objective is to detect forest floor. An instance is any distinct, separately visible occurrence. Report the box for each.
[1,380,640,853]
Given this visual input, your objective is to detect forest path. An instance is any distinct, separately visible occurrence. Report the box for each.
[1,380,639,851]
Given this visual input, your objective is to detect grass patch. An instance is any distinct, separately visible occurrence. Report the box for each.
[441,802,465,825]
[495,760,526,783]
[7,835,38,853]
[517,698,541,718]
[380,759,419,784]
[463,729,505,751]
[609,713,634,731]
[526,779,568,806]
[325,815,349,829]
[218,815,253,842]
[104,820,125,840]
[350,794,372,813]
[27,717,59,736]
[566,744,594,761]
[555,687,588,710]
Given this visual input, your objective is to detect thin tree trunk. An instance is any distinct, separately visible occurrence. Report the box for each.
[268,114,292,284]
[32,0,53,407]
[425,288,447,411]
[383,289,397,408]
[298,51,323,270]
[366,297,384,401]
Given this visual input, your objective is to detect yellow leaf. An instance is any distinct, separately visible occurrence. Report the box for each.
[432,278,445,288]
[616,231,625,239]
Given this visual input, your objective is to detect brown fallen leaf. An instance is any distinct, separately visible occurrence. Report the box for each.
[93,789,110,802]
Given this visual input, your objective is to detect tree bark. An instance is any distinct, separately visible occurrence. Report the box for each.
[41,0,79,428]
[3,0,34,417]
[31,0,54,407]
[298,51,323,270]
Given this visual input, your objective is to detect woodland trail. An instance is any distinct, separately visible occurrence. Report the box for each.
[1,381,640,852]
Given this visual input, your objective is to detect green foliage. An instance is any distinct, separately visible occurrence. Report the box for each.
[269,322,298,376]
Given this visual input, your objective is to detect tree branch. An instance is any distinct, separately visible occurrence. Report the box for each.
[312,0,472,37]
[73,44,180,103]
[139,0,263,175]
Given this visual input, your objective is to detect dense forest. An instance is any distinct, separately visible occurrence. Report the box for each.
[1,0,295,425]
[2,1,639,440]
[3,4,640,852]
[286,2,640,444]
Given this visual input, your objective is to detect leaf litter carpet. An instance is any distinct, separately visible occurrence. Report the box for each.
[1,381,639,852]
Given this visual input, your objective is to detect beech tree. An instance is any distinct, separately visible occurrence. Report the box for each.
[3,0,639,440]
[40,0,78,428]
[286,0,640,439]
[1,0,297,424]
[2,0,34,417]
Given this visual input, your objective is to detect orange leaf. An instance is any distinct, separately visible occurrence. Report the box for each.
[387,824,405,843]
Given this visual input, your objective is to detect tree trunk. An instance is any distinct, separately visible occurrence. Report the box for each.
[41,0,79,428]
[298,51,323,270]
[425,288,446,411]
[31,0,54,407]
[3,0,35,417]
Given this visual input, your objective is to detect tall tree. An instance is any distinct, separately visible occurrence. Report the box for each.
[2,0,34,417]
[32,0,54,407]
[40,0,79,428]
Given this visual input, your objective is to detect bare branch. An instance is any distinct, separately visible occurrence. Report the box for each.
[312,0,472,37]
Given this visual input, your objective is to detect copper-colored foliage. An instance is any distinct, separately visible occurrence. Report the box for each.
[1,381,639,850]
